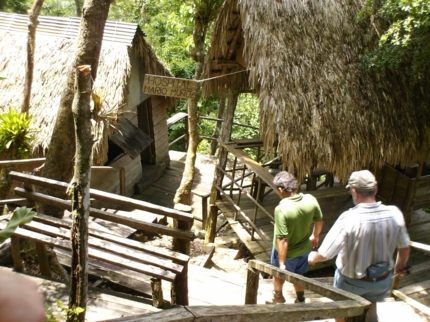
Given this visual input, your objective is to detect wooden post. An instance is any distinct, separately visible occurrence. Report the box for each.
[150,278,164,308]
[405,162,424,226]
[245,267,259,304]
[11,235,23,272]
[205,93,238,244]
[119,167,126,196]
[205,204,219,243]
[174,262,189,306]
[229,157,238,198]
[35,242,51,277]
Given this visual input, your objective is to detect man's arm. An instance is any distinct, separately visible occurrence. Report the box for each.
[308,251,328,266]
[310,220,324,249]
[277,238,288,270]
[395,246,410,276]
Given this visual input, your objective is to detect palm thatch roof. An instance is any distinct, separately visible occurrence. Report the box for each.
[203,0,430,181]
[0,13,174,166]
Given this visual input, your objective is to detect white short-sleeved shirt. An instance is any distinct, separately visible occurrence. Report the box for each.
[318,202,410,279]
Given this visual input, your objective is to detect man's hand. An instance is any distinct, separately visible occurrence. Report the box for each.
[308,251,327,266]
[309,234,319,249]
[279,263,286,271]
[308,251,318,266]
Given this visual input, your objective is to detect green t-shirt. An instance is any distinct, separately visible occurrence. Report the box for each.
[273,193,323,258]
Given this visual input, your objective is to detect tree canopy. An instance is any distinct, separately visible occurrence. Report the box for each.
[360,0,430,80]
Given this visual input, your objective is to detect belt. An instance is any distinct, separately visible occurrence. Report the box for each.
[360,270,392,283]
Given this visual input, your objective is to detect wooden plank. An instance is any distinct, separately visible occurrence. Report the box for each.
[55,248,171,301]
[23,220,184,274]
[0,223,178,282]
[33,215,189,264]
[392,290,430,317]
[9,171,194,222]
[101,307,194,322]
[248,260,369,304]
[187,301,367,321]
[14,188,194,241]
[220,142,281,195]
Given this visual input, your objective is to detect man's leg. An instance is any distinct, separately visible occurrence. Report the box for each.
[266,249,286,304]
[290,250,311,303]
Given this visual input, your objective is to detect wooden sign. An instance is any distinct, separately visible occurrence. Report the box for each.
[143,74,198,99]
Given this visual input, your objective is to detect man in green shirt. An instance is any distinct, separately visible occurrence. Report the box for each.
[266,171,324,304]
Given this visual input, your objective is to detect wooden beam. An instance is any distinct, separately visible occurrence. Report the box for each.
[23,220,184,274]
[186,301,367,321]
[9,171,194,223]
[14,188,195,241]
[199,245,215,268]
[0,224,178,282]
[392,289,430,316]
[33,213,189,264]
[248,260,370,304]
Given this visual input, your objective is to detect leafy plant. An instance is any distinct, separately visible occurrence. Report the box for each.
[0,108,36,159]
[45,300,85,322]
[359,0,430,80]
[0,207,36,244]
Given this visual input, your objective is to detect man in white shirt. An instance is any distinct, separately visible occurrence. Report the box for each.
[308,170,410,322]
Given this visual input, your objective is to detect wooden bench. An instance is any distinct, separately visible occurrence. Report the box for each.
[4,171,194,306]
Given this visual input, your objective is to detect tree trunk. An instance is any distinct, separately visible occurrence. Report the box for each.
[205,93,238,244]
[67,65,93,322]
[210,95,226,155]
[40,0,111,219]
[22,0,44,114]
[173,15,206,207]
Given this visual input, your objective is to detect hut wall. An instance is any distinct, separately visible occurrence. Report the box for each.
[151,97,170,166]
[127,52,144,116]
[91,154,142,200]
[377,164,430,214]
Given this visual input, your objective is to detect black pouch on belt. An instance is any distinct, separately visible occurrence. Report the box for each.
[367,262,389,279]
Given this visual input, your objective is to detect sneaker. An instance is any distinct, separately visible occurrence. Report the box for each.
[294,297,305,303]
[265,291,286,304]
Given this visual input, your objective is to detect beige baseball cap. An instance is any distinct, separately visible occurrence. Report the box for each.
[346,170,377,192]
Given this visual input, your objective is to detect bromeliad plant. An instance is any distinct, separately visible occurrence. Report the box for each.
[0,108,36,159]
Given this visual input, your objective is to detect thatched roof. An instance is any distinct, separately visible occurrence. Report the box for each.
[0,13,174,166]
[203,0,430,181]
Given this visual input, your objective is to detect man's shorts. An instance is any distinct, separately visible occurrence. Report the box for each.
[334,269,393,302]
[270,248,311,274]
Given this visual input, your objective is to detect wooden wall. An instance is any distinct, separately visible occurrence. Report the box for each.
[91,154,142,201]
[151,97,170,167]
[377,164,430,219]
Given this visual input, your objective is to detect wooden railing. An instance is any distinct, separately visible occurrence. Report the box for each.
[102,259,370,322]
[5,171,194,306]
[391,241,430,317]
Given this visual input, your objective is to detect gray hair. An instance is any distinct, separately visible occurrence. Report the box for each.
[273,171,298,193]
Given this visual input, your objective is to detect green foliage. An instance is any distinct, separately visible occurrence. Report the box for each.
[40,0,77,16]
[359,0,430,79]
[142,0,196,79]
[197,94,260,155]
[109,0,144,23]
[0,207,36,244]
[0,0,31,13]
[0,108,36,159]
[45,300,85,322]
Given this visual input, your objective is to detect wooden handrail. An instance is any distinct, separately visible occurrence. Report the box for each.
[245,260,370,321]
[14,187,194,241]
[8,171,193,223]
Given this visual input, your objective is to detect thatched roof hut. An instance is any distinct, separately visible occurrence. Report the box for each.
[203,0,430,181]
[0,12,176,196]
[0,12,174,166]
